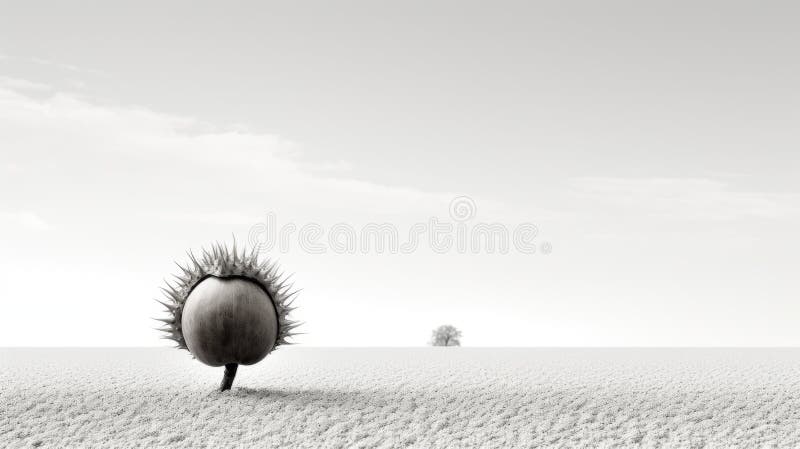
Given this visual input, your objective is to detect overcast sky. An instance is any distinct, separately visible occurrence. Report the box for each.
[1,0,798,347]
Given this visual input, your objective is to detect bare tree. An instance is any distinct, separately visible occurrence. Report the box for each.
[429,325,462,346]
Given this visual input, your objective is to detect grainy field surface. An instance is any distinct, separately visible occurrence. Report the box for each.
[2,348,800,448]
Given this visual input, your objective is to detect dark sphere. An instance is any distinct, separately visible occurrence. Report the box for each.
[182,276,278,367]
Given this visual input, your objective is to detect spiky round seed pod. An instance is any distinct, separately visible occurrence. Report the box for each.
[155,242,300,390]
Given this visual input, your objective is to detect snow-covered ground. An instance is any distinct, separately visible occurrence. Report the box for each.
[2,348,800,448]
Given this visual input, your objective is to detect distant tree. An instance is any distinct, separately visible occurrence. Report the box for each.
[429,325,462,347]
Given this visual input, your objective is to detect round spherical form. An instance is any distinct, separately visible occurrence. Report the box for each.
[182,276,279,367]
[156,242,300,390]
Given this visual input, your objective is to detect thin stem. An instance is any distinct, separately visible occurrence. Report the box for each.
[220,363,238,391]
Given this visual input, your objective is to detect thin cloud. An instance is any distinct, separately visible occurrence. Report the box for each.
[0,79,454,231]
[570,177,799,220]
[0,211,52,231]
[30,57,105,76]
[0,76,51,91]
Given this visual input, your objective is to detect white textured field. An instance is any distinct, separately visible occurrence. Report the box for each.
[2,348,800,448]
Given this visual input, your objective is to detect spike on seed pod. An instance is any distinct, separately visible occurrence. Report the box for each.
[156,242,300,391]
